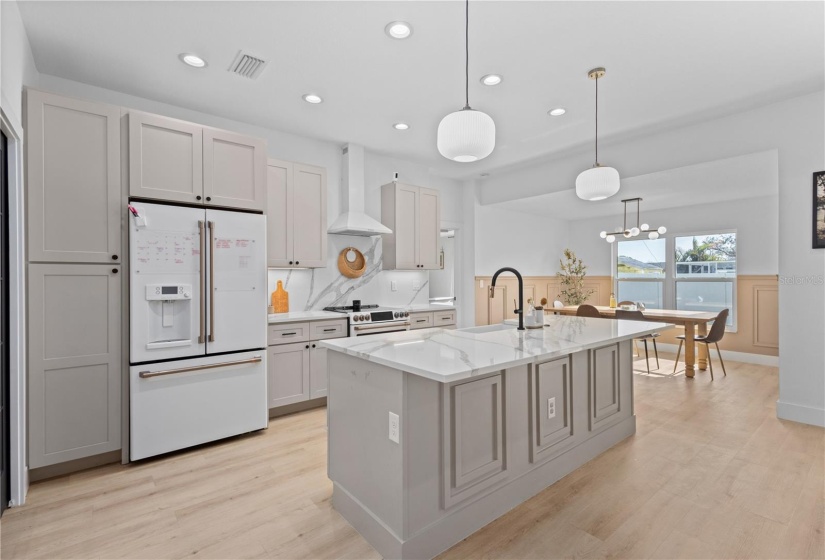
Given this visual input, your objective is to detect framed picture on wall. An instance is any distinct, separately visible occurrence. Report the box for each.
[815,171,825,249]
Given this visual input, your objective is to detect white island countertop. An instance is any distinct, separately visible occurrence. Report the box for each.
[268,311,343,324]
[320,315,672,383]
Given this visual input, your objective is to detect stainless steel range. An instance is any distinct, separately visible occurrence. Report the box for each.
[323,304,411,337]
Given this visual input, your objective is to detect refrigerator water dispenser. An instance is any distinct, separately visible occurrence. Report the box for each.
[145,284,193,349]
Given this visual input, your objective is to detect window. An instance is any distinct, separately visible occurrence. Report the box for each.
[674,233,736,327]
[616,239,665,308]
[614,232,737,329]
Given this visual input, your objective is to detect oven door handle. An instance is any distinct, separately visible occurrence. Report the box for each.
[353,322,411,332]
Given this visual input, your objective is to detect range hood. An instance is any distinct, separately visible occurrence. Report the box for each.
[328,143,392,236]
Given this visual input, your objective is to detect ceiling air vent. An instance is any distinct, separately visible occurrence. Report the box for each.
[228,51,267,79]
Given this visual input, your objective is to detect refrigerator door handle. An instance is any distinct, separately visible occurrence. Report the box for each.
[198,220,206,344]
[208,220,216,343]
[138,355,263,379]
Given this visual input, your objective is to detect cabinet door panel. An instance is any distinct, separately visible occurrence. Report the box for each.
[529,357,574,464]
[292,164,327,268]
[266,160,293,267]
[418,187,441,269]
[442,373,507,508]
[27,90,121,263]
[28,264,121,467]
[394,185,419,269]
[203,129,266,211]
[128,111,202,205]
[309,344,328,399]
[589,344,621,431]
[268,342,310,408]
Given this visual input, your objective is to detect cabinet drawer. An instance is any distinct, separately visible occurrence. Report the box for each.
[433,310,456,327]
[410,312,434,330]
[310,319,347,341]
[268,322,310,345]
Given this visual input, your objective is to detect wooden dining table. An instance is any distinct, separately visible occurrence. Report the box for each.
[554,306,719,378]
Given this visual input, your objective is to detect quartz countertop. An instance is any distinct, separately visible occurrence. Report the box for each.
[268,311,344,324]
[320,315,671,383]
[407,303,458,313]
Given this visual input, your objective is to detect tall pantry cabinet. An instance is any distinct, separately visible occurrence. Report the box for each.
[25,90,123,468]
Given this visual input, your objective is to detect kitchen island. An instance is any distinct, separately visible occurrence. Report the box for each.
[320,315,671,559]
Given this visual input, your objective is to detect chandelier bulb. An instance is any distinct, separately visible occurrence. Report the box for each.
[599,231,607,239]
[640,223,649,231]
[649,231,659,240]
[606,234,616,243]
[630,227,640,237]
[658,226,667,234]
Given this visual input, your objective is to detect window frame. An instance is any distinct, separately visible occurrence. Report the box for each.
[612,228,738,332]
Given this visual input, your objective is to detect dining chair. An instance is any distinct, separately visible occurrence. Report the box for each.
[672,308,729,380]
[576,304,602,318]
[615,309,660,373]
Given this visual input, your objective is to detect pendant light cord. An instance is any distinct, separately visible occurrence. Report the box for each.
[464,0,470,110]
[594,74,599,165]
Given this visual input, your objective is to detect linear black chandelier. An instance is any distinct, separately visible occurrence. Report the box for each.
[599,197,667,243]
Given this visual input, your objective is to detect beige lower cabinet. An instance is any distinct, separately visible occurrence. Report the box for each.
[267,341,311,408]
[267,319,345,408]
[410,310,457,330]
[28,264,121,468]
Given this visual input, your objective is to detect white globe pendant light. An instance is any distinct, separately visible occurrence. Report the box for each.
[437,0,495,163]
[576,68,620,201]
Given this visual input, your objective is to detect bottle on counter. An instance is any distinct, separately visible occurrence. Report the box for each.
[609,292,617,309]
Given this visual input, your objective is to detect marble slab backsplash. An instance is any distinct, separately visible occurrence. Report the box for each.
[267,234,429,311]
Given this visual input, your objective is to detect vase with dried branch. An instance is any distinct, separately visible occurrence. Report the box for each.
[557,248,595,306]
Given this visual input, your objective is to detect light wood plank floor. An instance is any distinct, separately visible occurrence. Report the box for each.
[2,355,823,560]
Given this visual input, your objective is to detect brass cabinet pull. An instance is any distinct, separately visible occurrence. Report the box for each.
[139,356,262,379]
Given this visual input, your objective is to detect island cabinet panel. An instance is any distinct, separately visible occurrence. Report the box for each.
[529,356,575,464]
[443,374,507,506]
[589,343,622,432]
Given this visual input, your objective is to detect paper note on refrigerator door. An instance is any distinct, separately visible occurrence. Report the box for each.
[214,237,259,291]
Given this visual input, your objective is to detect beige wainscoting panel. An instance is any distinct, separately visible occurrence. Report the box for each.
[475,276,612,326]
[474,275,778,357]
[753,284,779,349]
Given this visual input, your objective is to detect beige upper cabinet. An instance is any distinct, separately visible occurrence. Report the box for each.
[203,128,266,211]
[26,90,122,263]
[381,182,441,270]
[128,112,266,212]
[266,159,327,268]
[128,112,203,205]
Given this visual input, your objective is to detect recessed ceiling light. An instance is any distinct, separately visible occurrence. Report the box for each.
[480,74,502,86]
[385,21,413,39]
[302,94,323,104]
[393,123,410,131]
[179,53,207,68]
[548,107,567,116]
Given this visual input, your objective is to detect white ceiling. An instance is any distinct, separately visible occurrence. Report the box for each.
[17,1,824,180]
[491,150,779,219]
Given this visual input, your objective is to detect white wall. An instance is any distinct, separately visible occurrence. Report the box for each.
[1,0,38,128]
[478,91,825,427]
[474,203,570,277]
[567,195,779,277]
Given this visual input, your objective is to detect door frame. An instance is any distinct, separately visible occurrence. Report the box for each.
[1,97,28,507]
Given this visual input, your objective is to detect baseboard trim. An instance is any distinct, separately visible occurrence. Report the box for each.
[29,450,121,482]
[268,397,326,418]
[654,342,779,367]
[776,400,825,428]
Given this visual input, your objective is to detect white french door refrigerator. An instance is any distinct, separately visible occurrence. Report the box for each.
[129,202,267,460]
